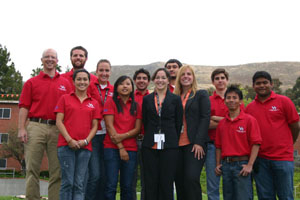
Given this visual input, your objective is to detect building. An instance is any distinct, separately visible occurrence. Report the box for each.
[0,100,48,172]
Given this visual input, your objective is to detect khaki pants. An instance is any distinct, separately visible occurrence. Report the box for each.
[25,121,61,200]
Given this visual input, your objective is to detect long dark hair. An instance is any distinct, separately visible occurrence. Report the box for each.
[113,76,137,116]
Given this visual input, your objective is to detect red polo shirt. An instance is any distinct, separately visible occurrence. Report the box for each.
[103,97,142,151]
[215,111,262,159]
[245,91,299,161]
[54,93,101,151]
[61,68,98,94]
[169,84,175,93]
[19,71,71,120]
[134,89,149,135]
[89,81,114,132]
[208,91,228,141]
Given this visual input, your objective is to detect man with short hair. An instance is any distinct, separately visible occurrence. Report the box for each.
[62,46,98,90]
[215,86,262,200]
[164,59,182,93]
[246,71,300,200]
[206,68,229,200]
[18,49,71,200]
[132,68,150,200]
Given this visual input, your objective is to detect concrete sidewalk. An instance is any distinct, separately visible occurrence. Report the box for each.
[0,178,48,196]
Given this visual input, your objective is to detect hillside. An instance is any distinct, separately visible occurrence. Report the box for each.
[105,61,300,91]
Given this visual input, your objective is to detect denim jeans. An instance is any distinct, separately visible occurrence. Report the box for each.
[104,148,137,200]
[58,146,91,200]
[222,160,253,200]
[253,157,294,200]
[85,134,106,200]
[205,143,220,200]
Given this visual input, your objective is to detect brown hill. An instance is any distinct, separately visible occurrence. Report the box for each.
[104,61,300,91]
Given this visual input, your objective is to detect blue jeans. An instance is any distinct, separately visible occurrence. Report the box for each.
[104,148,137,200]
[58,146,91,200]
[85,135,106,200]
[205,143,220,200]
[253,157,294,200]
[222,160,253,200]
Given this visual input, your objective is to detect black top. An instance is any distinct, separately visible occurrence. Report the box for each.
[184,90,211,147]
[142,89,183,149]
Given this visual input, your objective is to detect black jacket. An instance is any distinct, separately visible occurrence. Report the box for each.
[142,90,183,149]
[184,90,210,147]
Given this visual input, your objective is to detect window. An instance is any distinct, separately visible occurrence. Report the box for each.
[0,133,8,144]
[0,108,11,119]
[0,159,6,168]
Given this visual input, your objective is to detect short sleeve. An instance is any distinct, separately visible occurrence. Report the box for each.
[54,95,66,114]
[19,80,32,109]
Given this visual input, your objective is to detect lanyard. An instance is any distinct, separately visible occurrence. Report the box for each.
[96,85,109,105]
[181,90,191,110]
[154,92,166,133]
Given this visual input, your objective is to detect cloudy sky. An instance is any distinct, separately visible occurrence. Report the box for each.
[1,0,300,81]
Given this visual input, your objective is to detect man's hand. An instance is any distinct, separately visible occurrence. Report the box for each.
[239,164,253,176]
[18,129,28,143]
[215,164,222,176]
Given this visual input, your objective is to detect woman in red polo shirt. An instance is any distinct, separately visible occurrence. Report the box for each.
[55,69,101,200]
[173,65,210,200]
[103,75,142,200]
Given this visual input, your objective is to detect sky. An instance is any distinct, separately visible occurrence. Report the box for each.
[1,0,300,81]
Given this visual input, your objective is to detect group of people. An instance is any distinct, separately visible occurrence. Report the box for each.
[17,46,299,200]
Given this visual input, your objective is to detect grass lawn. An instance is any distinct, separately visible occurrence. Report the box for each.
[1,167,300,199]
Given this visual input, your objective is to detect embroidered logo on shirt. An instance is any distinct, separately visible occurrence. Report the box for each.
[87,103,95,109]
[269,106,279,112]
[58,85,66,91]
[104,109,108,112]
[55,105,58,110]
[236,126,246,133]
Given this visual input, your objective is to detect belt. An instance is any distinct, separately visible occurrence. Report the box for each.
[207,141,214,144]
[30,118,56,125]
[223,156,249,163]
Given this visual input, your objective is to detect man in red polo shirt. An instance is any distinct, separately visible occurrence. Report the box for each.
[245,71,300,200]
[61,46,98,91]
[18,49,71,200]
[206,68,229,200]
[132,68,150,200]
[164,59,182,93]
[215,86,261,200]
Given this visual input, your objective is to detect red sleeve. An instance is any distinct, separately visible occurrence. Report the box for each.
[215,123,222,149]
[93,101,102,120]
[247,116,262,146]
[19,80,32,109]
[103,98,115,115]
[283,97,299,124]
[54,95,66,114]
[136,102,142,119]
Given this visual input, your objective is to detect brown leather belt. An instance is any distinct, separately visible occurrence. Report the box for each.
[223,156,249,163]
[30,118,56,125]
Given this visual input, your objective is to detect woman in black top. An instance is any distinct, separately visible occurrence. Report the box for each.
[174,65,210,200]
[142,68,183,200]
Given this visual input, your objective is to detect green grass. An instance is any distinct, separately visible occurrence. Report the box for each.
[1,166,300,199]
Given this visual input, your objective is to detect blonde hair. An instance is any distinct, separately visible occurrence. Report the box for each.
[174,65,197,98]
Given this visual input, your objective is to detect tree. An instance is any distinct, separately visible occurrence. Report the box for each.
[30,64,62,77]
[285,76,300,111]
[0,128,25,174]
[0,45,23,95]
[272,78,282,94]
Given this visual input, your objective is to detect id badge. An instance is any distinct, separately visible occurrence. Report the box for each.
[181,125,184,133]
[154,133,165,150]
[101,119,106,131]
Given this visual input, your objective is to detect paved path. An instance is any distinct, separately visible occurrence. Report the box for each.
[0,178,48,196]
